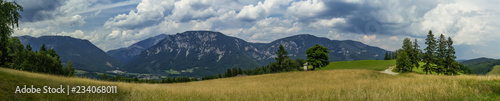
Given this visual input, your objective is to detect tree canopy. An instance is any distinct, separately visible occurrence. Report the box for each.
[306,44,330,70]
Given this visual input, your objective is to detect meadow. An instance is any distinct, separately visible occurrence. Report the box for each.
[487,65,500,75]
[2,60,500,100]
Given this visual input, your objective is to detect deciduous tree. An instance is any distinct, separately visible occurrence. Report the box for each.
[306,44,330,70]
[0,0,22,66]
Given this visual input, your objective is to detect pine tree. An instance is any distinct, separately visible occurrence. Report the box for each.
[396,50,412,72]
[423,30,437,75]
[402,38,415,71]
[436,34,447,74]
[40,43,47,52]
[26,44,32,51]
[411,39,421,71]
[275,45,288,71]
[384,51,389,60]
[445,37,458,75]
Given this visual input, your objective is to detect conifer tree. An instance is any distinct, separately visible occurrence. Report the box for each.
[411,39,421,71]
[445,37,458,75]
[423,30,437,75]
[396,50,412,72]
[436,34,447,74]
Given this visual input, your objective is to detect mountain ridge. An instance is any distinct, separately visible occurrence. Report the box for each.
[124,31,388,76]
[17,35,123,72]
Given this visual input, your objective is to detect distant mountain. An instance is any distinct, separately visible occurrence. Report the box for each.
[460,57,499,75]
[107,34,167,64]
[17,36,123,72]
[124,31,387,77]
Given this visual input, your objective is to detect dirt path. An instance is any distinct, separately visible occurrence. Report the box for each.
[380,66,398,75]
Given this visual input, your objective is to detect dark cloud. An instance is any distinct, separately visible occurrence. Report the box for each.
[15,0,65,22]
[318,0,359,20]
[323,0,440,36]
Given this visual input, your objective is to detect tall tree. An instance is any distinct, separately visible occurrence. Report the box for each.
[396,50,412,72]
[411,39,421,71]
[401,38,417,71]
[306,44,330,70]
[384,51,390,60]
[26,44,32,51]
[402,38,413,52]
[0,0,23,66]
[40,43,47,52]
[66,60,75,76]
[423,30,437,75]
[275,45,288,72]
[436,34,447,74]
[445,37,458,75]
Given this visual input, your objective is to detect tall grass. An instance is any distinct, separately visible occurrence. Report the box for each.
[1,67,500,100]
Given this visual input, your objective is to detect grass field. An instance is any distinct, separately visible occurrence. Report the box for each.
[487,65,500,76]
[319,60,396,71]
[2,64,500,100]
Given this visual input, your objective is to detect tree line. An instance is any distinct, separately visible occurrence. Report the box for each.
[1,37,75,76]
[396,30,472,75]
[0,1,74,76]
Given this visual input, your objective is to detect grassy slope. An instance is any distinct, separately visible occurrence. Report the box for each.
[319,60,396,71]
[2,66,500,100]
[487,65,500,75]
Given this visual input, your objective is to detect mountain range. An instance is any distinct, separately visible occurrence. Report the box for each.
[17,36,123,72]
[107,34,167,64]
[122,31,388,76]
[16,31,389,77]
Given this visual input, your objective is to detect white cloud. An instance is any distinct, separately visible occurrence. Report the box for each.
[236,0,291,22]
[358,35,377,43]
[309,18,347,28]
[286,0,326,21]
[104,0,174,29]
[11,0,500,59]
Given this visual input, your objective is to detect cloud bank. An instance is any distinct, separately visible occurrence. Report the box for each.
[10,0,500,59]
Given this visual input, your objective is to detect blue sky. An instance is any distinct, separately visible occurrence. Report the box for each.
[8,0,500,60]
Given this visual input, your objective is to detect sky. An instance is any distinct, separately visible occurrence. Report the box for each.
[8,0,500,60]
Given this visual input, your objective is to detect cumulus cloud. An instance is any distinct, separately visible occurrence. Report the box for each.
[236,0,291,22]
[104,0,174,29]
[11,0,500,59]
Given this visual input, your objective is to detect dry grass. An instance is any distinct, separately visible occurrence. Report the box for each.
[2,67,500,100]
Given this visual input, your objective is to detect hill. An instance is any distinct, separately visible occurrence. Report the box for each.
[125,31,388,76]
[106,34,167,64]
[1,66,500,100]
[461,57,500,75]
[487,65,500,75]
[16,36,123,72]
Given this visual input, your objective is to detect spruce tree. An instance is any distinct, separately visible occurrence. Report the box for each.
[401,38,414,71]
[396,50,412,72]
[384,51,389,60]
[436,34,447,74]
[445,37,458,75]
[411,39,421,71]
[275,45,288,71]
[423,30,437,75]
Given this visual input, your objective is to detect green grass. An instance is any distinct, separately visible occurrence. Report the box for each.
[487,65,500,75]
[74,70,87,75]
[2,59,500,100]
[319,60,396,71]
